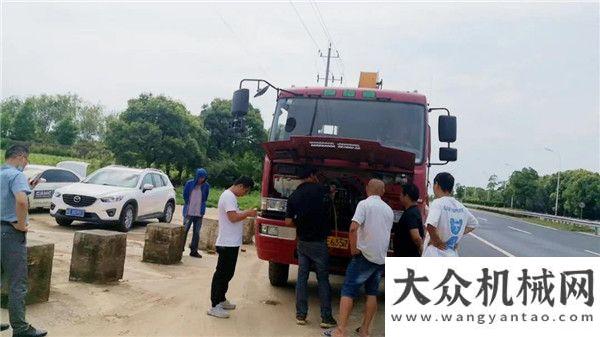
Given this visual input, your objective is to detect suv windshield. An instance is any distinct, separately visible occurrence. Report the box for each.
[83,169,140,188]
[269,98,426,163]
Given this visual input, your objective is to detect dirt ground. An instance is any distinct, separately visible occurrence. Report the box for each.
[1,207,384,337]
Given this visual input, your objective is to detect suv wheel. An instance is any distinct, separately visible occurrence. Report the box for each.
[158,201,174,223]
[118,203,136,232]
[56,218,73,227]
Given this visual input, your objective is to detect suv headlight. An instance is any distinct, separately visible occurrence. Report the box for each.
[261,197,287,213]
[100,195,124,203]
[53,191,62,198]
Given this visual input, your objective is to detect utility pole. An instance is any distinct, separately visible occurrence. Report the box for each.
[545,147,562,216]
[318,43,342,86]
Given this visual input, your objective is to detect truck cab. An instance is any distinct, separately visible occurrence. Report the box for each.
[231,76,457,286]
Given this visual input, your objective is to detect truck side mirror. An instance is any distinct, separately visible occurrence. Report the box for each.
[438,115,457,143]
[231,89,250,117]
[439,147,457,162]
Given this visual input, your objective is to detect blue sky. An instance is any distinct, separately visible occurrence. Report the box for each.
[2,1,598,187]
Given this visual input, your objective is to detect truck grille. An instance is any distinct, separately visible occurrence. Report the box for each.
[63,194,97,207]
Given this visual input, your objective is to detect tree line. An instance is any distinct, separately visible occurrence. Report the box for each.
[456,168,600,220]
[0,93,267,187]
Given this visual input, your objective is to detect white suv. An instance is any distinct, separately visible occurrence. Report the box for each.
[50,166,176,232]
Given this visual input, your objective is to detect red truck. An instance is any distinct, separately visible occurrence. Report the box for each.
[231,74,457,286]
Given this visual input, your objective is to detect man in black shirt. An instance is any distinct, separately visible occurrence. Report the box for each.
[392,183,424,257]
[285,165,337,328]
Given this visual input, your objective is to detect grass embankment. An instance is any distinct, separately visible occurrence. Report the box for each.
[175,186,260,209]
[468,204,595,233]
[521,217,594,233]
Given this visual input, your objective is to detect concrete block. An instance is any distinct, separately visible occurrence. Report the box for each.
[243,217,255,244]
[69,230,126,284]
[1,240,54,307]
[199,218,218,252]
[143,223,185,264]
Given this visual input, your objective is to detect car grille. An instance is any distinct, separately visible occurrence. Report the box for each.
[63,194,97,207]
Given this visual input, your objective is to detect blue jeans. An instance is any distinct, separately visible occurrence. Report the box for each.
[341,253,383,298]
[0,223,30,333]
[296,240,332,318]
[183,216,202,253]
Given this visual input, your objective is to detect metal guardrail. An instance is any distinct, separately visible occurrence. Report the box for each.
[465,203,600,235]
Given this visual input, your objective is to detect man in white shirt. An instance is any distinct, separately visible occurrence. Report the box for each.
[207,176,257,319]
[332,179,393,337]
[423,172,479,257]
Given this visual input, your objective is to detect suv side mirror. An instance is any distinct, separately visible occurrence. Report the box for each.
[439,147,457,162]
[231,89,250,117]
[438,115,457,143]
[142,184,154,192]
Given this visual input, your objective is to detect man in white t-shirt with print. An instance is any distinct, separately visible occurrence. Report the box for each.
[207,176,257,319]
[423,172,479,257]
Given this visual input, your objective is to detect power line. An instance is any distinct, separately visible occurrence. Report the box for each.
[213,6,271,78]
[310,1,345,80]
[289,1,320,50]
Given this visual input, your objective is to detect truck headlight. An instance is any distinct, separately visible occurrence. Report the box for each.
[261,197,287,213]
[260,224,279,237]
[100,195,124,203]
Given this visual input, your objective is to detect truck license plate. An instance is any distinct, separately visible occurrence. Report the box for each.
[66,208,85,217]
[327,236,349,249]
[34,190,54,199]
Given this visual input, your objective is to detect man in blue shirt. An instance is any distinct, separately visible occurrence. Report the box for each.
[1,145,47,337]
[182,168,210,258]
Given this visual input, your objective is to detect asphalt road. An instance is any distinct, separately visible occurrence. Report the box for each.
[459,209,600,257]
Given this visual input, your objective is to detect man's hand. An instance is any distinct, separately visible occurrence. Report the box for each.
[426,224,446,250]
[246,209,258,218]
[431,239,446,251]
[14,222,29,232]
[350,247,361,256]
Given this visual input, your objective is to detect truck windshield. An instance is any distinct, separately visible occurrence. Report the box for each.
[269,98,426,163]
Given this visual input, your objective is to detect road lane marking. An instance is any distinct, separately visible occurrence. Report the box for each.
[468,233,515,257]
[507,226,532,235]
[477,217,488,222]
[470,209,561,231]
[584,250,600,256]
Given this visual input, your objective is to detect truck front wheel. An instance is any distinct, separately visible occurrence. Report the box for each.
[268,262,289,287]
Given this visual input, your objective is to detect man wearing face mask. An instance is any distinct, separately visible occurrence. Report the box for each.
[0,145,47,337]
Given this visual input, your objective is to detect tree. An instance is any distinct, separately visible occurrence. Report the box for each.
[78,104,106,140]
[54,117,79,146]
[200,98,268,160]
[11,100,36,141]
[506,167,540,210]
[0,97,22,138]
[104,93,208,183]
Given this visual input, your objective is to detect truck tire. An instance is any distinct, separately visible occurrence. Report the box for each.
[56,218,73,227]
[268,262,289,287]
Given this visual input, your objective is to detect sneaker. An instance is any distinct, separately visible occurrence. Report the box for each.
[13,325,48,337]
[296,314,307,325]
[320,316,337,328]
[207,305,230,318]
[219,300,236,310]
[190,251,202,258]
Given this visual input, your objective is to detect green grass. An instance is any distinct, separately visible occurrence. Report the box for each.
[175,185,261,210]
[523,217,595,233]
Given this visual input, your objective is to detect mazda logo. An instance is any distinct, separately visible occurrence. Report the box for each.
[73,196,81,203]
